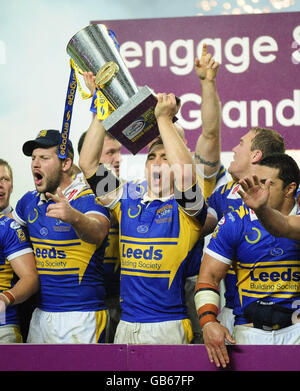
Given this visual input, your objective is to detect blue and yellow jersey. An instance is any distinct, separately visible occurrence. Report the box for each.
[102,217,120,298]
[0,215,33,325]
[206,179,243,308]
[196,164,227,202]
[207,179,242,220]
[206,204,300,325]
[110,180,207,323]
[12,179,110,312]
[75,171,121,299]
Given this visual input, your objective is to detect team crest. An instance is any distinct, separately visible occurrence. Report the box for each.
[38,130,48,137]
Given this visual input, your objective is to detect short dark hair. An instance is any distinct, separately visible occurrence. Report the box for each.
[258,153,300,193]
[0,159,13,183]
[250,127,285,158]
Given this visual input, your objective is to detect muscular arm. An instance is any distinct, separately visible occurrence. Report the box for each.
[155,93,196,190]
[197,253,229,294]
[45,188,110,245]
[195,253,235,368]
[238,175,300,240]
[79,115,105,179]
[67,211,110,245]
[8,252,39,305]
[249,204,300,240]
[79,74,122,206]
[194,44,221,178]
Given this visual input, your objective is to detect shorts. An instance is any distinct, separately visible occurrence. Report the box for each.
[233,322,300,345]
[0,324,22,343]
[185,276,203,344]
[114,318,193,344]
[27,308,107,344]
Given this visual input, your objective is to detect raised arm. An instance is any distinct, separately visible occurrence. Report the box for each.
[194,44,221,178]
[79,115,105,179]
[238,175,300,240]
[155,93,196,190]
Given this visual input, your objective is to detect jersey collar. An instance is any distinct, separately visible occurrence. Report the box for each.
[141,192,174,204]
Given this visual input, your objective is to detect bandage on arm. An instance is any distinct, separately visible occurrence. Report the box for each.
[194,282,220,328]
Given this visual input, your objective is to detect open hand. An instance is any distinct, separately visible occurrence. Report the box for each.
[238,175,271,211]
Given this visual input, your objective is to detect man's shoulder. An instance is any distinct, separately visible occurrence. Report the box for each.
[121,178,148,201]
[18,190,40,204]
[214,179,238,195]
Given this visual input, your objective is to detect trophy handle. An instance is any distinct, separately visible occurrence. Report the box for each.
[95,61,119,89]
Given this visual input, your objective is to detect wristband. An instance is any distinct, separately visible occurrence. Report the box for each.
[0,290,15,306]
[194,282,220,328]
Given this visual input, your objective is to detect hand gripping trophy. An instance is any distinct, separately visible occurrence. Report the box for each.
[65,24,178,154]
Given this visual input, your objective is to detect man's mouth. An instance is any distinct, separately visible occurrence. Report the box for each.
[152,172,161,185]
[34,172,43,186]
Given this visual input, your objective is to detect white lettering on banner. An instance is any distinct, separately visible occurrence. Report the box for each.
[177,89,300,130]
[121,34,279,75]
[0,40,6,65]
[253,36,278,64]
[276,90,300,127]
[169,39,194,75]
[177,93,202,129]
[222,101,248,128]
[121,41,143,68]
[292,25,300,65]
[145,40,167,67]
[224,37,250,73]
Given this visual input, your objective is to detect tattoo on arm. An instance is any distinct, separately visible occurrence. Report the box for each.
[194,153,219,167]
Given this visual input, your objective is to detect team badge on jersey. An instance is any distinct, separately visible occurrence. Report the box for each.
[10,221,21,230]
[137,225,149,233]
[16,229,26,243]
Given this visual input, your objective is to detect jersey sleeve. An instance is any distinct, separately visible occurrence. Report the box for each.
[206,186,224,221]
[73,192,110,221]
[206,211,242,265]
[0,219,33,261]
[13,191,34,226]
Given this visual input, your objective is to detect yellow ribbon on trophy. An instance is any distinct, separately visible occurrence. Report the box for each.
[70,58,93,100]
[94,89,115,120]
[70,58,114,121]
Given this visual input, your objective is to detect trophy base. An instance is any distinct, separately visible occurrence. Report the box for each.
[102,86,162,155]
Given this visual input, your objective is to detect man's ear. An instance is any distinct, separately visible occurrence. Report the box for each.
[61,157,73,172]
[252,149,263,164]
[285,182,297,199]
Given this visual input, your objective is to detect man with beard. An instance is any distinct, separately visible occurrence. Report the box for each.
[12,129,110,343]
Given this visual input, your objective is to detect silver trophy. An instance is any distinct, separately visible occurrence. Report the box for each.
[67,24,169,154]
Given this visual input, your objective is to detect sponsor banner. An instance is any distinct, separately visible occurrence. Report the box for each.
[92,12,300,152]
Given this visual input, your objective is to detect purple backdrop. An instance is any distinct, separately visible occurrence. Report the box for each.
[0,344,300,371]
[92,13,300,153]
